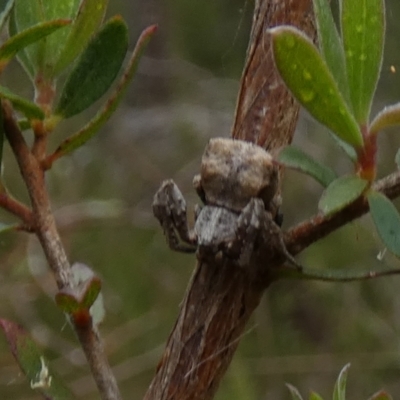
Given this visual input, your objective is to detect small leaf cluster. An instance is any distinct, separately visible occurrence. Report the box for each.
[272,0,400,258]
[287,364,392,400]
[0,1,156,395]
[0,0,156,175]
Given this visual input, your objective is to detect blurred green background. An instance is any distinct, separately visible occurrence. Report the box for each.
[1,0,400,399]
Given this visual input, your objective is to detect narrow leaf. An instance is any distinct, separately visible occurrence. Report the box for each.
[54,0,108,75]
[368,191,400,257]
[313,0,348,101]
[333,363,350,400]
[341,0,385,123]
[0,19,70,71]
[55,289,82,314]
[8,5,34,78]
[370,104,400,134]
[368,390,393,400]
[0,319,73,398]
[0,0,14,32]
[277,145,336,187]
[50,24,157,159]
[328,130,357,161]
[286,384,304,400]
[319,175,368,215]
[274,263,400,282]
[0,85,44,120]
[270,26,363,148]
[55,16,128,118]
[12,0,80,77]
[71,263,105,325]
[309,392,324,400]
[81,276,102,309]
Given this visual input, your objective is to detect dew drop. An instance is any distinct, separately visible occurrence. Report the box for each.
[303,70,312,80]
[301,90,315,103]
[284,35,295,49]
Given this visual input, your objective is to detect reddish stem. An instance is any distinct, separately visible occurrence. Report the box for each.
[356,125,377,182]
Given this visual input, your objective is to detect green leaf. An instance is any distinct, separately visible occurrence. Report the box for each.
[53,0,108,75]
[0,319,73,398]
[286,384,304,400]
[277,145,336,187]
[0,0,14,32]
[0,19,70,71]
[71,262,104,325]
[341,0,385,123]
[313,0,348,102]
[51,24,157,158]
[368,390,393,400]
[328,130,357,161]
[333,364,350,400]
[81,276,102,309]
[370,104,400,134]
[309,392,324,400]
[368,191,400,257]
[275,264,400,282]
[8,6,34,78]
[12,0,80,77]
[55,16,128,118]
[55,289,81,314]
[0,85,44,120]
[318,175,368,215]
[270,26,363,149]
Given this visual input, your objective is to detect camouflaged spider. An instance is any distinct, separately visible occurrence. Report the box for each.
[153,138,301,268]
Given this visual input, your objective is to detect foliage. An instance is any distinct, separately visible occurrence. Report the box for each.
[273,0,400,268]
[0,0,156,396]
[287,364,393,400]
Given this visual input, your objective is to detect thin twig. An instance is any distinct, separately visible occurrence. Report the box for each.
[0,192,32,226]
[2,100,122,400]
[286,170,400,255]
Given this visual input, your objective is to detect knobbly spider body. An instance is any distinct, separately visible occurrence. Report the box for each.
[153,138,298,267]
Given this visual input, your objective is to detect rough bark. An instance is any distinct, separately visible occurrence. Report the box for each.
[144,1,316,399]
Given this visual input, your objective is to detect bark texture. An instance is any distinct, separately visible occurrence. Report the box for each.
[144,1,316,400]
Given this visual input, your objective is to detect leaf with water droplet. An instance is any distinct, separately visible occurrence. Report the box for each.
[270,26,362,149]
[313,0,349,103]
[318,174,368,215]
[341,0,385,123]
[368,191,400,258]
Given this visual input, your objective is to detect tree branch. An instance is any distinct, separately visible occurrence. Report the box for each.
[286,170,400,255]
[2,100,122,400]
[144,1,316,399]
